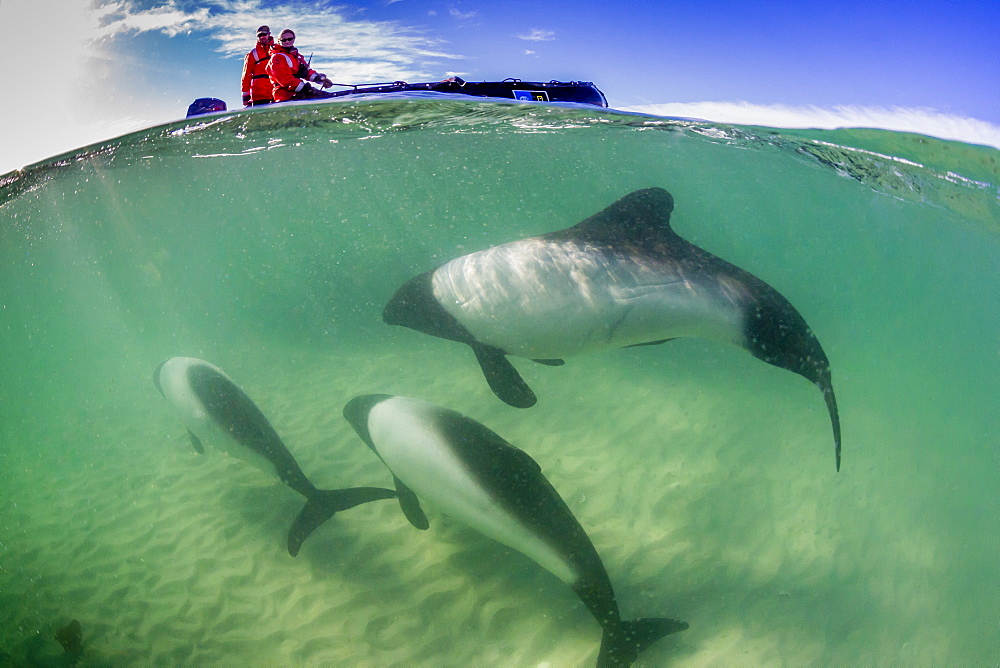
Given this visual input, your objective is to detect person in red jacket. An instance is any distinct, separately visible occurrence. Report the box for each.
[240,25,274,106]
[267,29,335,103]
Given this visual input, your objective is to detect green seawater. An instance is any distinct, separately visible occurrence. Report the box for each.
[1,97,997,665]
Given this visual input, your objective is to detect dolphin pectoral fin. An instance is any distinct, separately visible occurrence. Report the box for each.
[394,475,429,530]
[187,429,205,454]
[624,338,677,348]
[471,343,537,408]
[287,486,397,557]
[598,617,689,667]
[531,358,565,366]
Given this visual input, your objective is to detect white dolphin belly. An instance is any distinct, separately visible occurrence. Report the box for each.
[367,396,578,585]
[432,239,748,358]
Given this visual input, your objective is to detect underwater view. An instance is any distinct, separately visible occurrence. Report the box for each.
[1,95,997,666]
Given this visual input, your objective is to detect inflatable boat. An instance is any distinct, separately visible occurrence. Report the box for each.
[186,78,607,117]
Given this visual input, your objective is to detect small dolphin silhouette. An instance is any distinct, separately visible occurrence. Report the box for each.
[155,357,396,555]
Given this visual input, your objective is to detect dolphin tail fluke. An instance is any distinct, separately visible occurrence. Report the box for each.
[822,384,842,472]
[471,343,537,408]
[811,371,842,471]
[597,617,688,667]
[287,486,397,556]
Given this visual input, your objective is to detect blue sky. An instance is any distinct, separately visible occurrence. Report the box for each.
[1,0,997,174]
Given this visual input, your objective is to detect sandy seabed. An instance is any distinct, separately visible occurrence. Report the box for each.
[1,341,994,666]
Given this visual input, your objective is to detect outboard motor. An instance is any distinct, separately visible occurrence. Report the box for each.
[186,98,228,118]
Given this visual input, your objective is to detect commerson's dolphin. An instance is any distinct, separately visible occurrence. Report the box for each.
[343,394,689,667]
[154,357,396,556]
[383,187,842,470]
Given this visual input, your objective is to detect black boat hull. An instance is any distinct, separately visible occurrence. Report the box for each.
[186,79,607,117]
[325,79,607,107]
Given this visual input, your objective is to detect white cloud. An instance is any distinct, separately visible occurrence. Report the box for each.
[0,0,466,174]
[449,8,477,22]
[518,28,555,42]
[95,2,212,37]
[0,0,138,173]
[90,0,462,76]
[622,102,1000,150]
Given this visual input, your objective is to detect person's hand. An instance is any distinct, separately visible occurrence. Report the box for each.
[320,76,333,88]
[300,82,314,94]
[242,93,251,106]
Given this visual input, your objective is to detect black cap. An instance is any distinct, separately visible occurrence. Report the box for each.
[256,25,270,35]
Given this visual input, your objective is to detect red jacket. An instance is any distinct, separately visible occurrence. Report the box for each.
[266,46,321,102]
[241,44,272,103]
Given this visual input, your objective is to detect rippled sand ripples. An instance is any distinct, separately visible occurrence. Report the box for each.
[0,342,989,665]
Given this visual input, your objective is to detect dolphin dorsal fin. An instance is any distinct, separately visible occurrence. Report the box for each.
[550,188,677,252]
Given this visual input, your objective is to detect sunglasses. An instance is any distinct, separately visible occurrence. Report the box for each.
[257,33,270,38]
[280,37,295,42]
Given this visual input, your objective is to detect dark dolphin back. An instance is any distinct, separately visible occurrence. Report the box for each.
[553,187,841,470]
[433,405,688,665]
[186,364,316,497]
[431,406,620,623]
[544,187,678,256]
